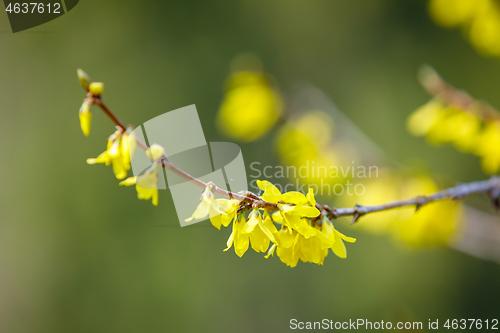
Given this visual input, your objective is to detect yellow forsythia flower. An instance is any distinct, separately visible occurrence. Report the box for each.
[119,165,160,206]
[267,217,356,267]
[257,180,356,265]
[185,185,227,222]
[79,100,92,137]
[209,199,240,230]
[216,70,283,142]
[183,179,356,266]
[257,180,320,238]
[87,128,136,179]
[224,210,278,257]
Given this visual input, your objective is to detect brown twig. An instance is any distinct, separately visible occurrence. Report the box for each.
[82,80,500,223]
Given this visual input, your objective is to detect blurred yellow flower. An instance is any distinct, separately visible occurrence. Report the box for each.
[395,176,463,246]
[217,70,283,142]
[337,170,400,234]
[275,111,350,187]
[407,99,499,174]
[475,121,500,174]
[337,171,462,247]
[429,0,500,56]
[224,211,278,257]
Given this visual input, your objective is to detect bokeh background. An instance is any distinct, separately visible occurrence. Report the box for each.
[1,0,499,332]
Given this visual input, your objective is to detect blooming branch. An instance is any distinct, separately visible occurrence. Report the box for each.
[77,68,500,266]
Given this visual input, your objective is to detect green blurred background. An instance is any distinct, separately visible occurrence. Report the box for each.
[1,0,499,332]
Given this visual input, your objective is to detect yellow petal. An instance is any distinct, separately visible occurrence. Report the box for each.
[119,177,137,186]
[256,180,282,203]
[284,213,316,238]
[257,216,277,244]
[224,222,236,251]
[244,212,260,233]
[265,244,276,258]
[291,206,320,218]
[337,230,356,243]
[307,188,316,207]
[79,110,92,137]
[234,222,250,257]
[281,191,308,205]
[330,230,347,258]
[185,199,211,222]
[152,189,159,206]
[271,211,283,223]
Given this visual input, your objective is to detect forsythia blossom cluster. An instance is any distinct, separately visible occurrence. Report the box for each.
[185,180,356,267]
[407,99,500,174]
[429,0,500,56]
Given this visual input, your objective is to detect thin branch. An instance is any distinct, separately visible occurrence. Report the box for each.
[320,177,500,224]
[419,65,500,121]
[87,94,278,211]
[83,86,500,223]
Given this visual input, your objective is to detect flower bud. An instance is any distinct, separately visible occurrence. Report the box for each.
[79,101,92,136]
[89,82,104,96]
[146,143,165,161]
[77,69,91,90]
